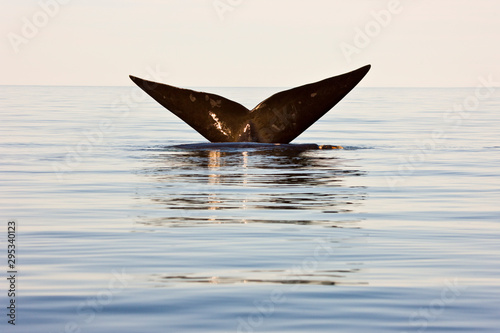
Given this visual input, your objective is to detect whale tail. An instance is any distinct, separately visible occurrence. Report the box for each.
[130,64,370,143]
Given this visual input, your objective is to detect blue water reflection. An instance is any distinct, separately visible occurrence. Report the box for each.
[137,144,366,228]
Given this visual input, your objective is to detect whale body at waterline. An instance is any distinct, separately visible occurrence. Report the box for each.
[129,65,370,144]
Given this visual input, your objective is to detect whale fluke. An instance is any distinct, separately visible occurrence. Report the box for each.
[130,65,370,143]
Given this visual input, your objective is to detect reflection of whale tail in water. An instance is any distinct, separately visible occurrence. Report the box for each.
[130,65,370,144]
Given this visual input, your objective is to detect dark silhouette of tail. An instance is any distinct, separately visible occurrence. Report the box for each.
[130,65,370,143]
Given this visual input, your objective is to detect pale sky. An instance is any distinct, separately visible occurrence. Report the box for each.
[1,0,499,87]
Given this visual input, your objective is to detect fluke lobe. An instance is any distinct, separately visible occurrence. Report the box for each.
[130,65,370,144]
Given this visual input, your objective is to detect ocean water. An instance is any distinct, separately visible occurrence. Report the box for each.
[1,85,499,332]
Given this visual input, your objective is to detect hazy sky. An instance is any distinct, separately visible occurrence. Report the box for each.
[1,0,499,87]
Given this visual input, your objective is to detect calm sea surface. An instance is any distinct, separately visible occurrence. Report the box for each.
[1,85,499,332]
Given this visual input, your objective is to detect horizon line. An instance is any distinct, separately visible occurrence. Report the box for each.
[0,84,493,89]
